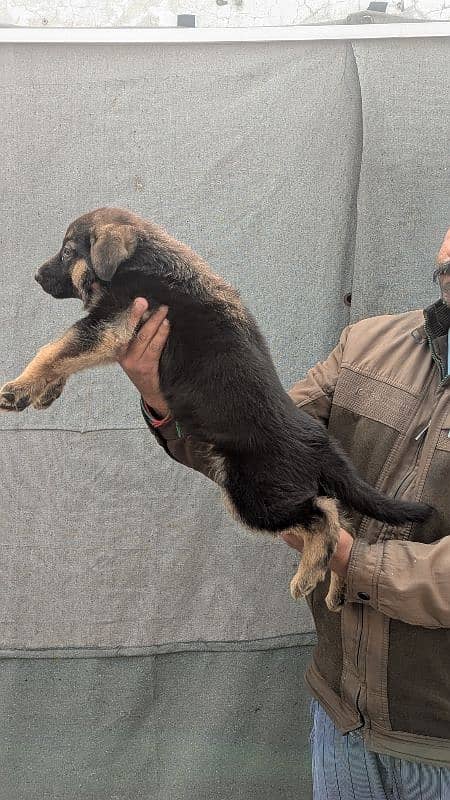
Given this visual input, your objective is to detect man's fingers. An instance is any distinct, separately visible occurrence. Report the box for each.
[135,306,169,355]
[135,304,168,345]
[119,306,169,365]
[119,303,169,363]
[128,297,149,331]
[140,316,170,357]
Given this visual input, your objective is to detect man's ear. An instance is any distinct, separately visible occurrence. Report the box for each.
[90,223,138,281]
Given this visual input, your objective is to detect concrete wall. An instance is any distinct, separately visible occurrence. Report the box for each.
[0,0,448,28]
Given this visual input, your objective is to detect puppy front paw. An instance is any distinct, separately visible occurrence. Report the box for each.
[0,379,33,411]
[32,378,66,409]
[0,375,60,412]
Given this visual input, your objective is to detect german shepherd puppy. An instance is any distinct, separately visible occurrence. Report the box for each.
[0,208,431,610]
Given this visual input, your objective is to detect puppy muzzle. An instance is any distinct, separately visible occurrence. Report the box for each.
[34,267,74,299]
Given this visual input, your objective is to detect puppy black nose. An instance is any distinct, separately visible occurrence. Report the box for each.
[34,272,42,284]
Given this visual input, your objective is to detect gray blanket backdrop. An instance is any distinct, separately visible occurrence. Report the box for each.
[0,37,448,799]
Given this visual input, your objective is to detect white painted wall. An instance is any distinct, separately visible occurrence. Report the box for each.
[0,0,448,28]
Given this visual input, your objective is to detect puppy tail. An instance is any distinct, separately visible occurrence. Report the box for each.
[324,442,432,526]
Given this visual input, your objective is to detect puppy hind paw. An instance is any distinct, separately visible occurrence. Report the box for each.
[289,565,327,601]
[325,574,346,612]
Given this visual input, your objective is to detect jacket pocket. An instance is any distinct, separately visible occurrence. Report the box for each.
[333,367,418,434]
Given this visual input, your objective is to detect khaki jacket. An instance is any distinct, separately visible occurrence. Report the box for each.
[142,299,450,766]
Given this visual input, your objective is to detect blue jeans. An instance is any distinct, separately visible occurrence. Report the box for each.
[310,700,450,800]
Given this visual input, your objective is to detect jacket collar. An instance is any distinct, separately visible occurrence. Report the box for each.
[423,298,450,339]
[411,299,450,343]
[418,299,450,383]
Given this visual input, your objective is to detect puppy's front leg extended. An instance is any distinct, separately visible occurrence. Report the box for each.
[0,312,134,411]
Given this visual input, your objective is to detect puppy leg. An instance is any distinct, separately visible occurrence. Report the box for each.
[0,311,134,411]
[325,513,354,612]
[325,572,347,613]
[289,497,341,600]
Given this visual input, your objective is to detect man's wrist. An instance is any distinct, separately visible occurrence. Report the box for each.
[329,529,354,578]
[141,398,172,426]
[142,397,170,420]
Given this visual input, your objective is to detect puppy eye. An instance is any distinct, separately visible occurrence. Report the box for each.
[61,246,73,262]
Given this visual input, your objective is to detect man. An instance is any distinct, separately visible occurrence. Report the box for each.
[118,229,450,799]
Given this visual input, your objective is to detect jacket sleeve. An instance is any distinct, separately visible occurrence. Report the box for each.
[288,325,351,425]
[141,324,352,477]
[345,537,450,628]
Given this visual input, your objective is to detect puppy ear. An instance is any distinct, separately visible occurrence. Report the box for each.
[90,223,137,281]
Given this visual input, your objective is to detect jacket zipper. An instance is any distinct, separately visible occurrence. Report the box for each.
[354,417,431,721]
[394,317,449,500]
[426,330,450,434]
[393,323,450,497]
[424,320,446,383]
[390,313,449,509]
[414,421,431,441]
[354,610,364,717]
[354,324,448,730]
[391,420,429,499]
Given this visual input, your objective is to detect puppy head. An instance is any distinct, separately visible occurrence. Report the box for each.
[35,207,141,304]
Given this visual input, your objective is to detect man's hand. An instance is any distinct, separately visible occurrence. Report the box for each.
[118,298,170,418]
[278,527,354,578]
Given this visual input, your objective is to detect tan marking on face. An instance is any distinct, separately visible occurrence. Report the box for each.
[71,259,88,293]
[86,280,105,310]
